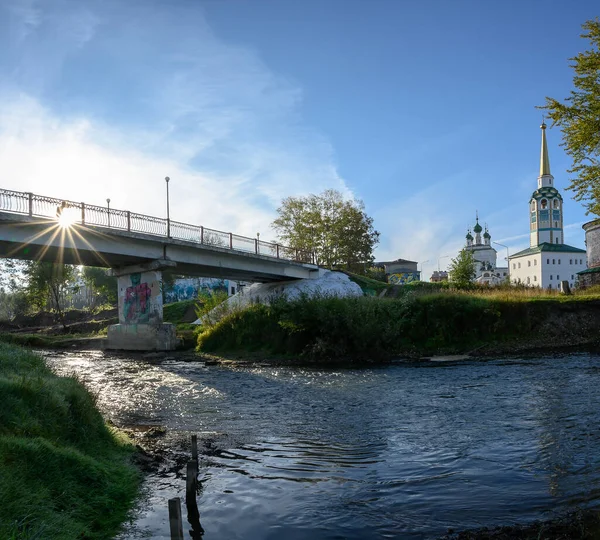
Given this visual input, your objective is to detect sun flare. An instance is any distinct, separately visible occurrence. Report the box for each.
[57,208,78,228]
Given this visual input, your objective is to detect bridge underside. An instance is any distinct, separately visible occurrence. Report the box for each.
[0,214,318,283]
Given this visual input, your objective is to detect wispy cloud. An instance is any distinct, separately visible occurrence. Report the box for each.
[0,0,349,243]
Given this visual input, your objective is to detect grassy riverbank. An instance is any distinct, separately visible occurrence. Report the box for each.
[0,342,140,539]
[196,289,600,361]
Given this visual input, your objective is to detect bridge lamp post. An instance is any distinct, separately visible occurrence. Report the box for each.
[165,176,171,238]
[257,232,260,254]
[106,198,111,228]
[493,241,510,278]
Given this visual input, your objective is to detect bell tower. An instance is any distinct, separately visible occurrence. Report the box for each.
[529,121,564,247]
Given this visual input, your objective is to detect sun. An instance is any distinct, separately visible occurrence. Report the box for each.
[57,208,78,228]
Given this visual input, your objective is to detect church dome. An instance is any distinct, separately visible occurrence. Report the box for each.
[531,186,563,201]
[473,222,483,233]
[483,230,490,239]
[466,232,473,240]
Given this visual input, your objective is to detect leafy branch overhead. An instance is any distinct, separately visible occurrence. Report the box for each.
[541,18,600,215]
[272,189,380,270]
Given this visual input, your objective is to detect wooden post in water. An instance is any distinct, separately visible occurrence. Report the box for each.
[191,434,198,462]
[168,497,184,540]
[186,460,204,537]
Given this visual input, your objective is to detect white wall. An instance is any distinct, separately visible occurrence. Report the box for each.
[510,254,542,287]
[539,254,586,289]
[511,252,586,289]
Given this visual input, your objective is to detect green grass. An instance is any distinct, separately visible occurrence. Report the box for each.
[0,342,140,539]
[196,292,600,361]
[163,299,198,323]
[343,271,391,295]
[0,333,85,348]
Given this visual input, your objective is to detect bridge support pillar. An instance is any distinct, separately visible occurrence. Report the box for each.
[106,260,180,351]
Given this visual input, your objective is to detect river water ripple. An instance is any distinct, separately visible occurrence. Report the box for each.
[44,351,600,539]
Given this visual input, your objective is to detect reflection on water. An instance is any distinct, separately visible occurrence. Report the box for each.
[44,351,600,539]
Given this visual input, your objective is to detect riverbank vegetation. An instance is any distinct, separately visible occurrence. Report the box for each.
[0,342,140,539]
[196,286,600,361]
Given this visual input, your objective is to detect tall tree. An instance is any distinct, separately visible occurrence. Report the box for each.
[272,189,380,270]
[24,262,77,327]
[541,18,600,215]
[448,249,476,287]
[82,267,118,307]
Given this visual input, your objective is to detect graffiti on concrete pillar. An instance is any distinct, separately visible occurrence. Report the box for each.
[117,271,163,324]
[124,273,152,323]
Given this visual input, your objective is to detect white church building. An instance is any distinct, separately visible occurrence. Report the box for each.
[464,215,509,285]
[509,121,586,289]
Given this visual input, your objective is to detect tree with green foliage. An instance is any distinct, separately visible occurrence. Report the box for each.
[541,18,600,215]
[272,189,380,270]
[82,267,118,307]
[448,249,476,287]
[0,260,29,320]
[24,262,77,327]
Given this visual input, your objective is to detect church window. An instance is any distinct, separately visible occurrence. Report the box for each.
[558,259,561,264]
[534,276,537,282]
[547,259,550,264]
[554,199,559,208]
[556,238,559,244]
[518,262,521,269]
[571,275,574,280]
[528,261,531,267]
[550,275,553,280]
[570,259,572,264]
[552,259,555,264]
[512,263,516,270]
[581,259,584,264]
[534,259,537,266]
[541,199,548,209]
[557,275,560,280]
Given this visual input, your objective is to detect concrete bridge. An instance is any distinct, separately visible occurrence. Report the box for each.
[0,188,319,350]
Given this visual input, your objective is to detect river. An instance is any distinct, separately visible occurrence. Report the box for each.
[43,350,600,539]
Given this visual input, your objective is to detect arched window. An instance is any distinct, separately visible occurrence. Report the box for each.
[534,259,537,266]
[528,260,531,267]
[554,199,559,208]
[541,199,548,209]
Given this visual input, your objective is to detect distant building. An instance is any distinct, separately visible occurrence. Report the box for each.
[375,258,420,285]
[430,271,448,283]
[463,214,509,285]
[509,122,587,289]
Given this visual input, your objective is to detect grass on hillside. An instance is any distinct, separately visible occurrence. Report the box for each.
[343,271,391,295]
[0,332,103,348]
[163,299,198,323]
[196,290,600,361]
[0,342,140,539]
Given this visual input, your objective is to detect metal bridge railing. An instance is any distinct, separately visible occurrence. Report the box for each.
[0,188,315,265]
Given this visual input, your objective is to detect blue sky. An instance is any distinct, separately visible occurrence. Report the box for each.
[0,0,597,275]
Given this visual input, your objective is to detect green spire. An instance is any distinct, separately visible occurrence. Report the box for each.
[540,120,551,176]
[473,212,482,233]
